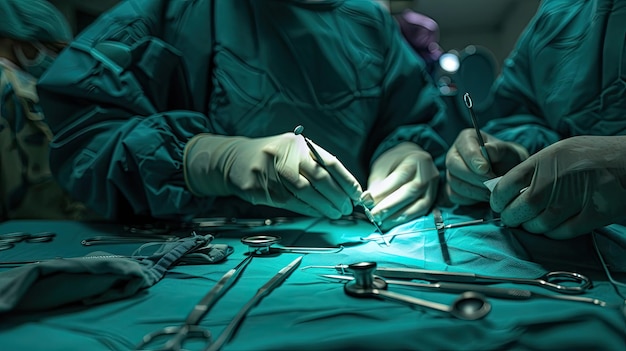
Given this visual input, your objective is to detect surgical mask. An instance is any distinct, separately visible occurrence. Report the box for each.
[13,42,57,79]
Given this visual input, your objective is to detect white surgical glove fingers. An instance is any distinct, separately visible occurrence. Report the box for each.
[274,193,328,218]
[281,177,345,219]
[265,136,346,218]
[297,160,353,217]
[364,143,416,206]
[490,161,536,213]
[366,149,436,206]
[306,139,363,202]
[541,205,619,240]
[539,169,626,239]
[492,158,558,227]
[452,129,493,175]
[446,144,493,190]
[445,169,490,204]
[518,198,582,237]
[376,178,438,230]
[486,141,529,176]
[369,150,439,226]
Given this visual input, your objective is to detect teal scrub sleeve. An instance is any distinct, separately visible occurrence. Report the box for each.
[38,0,216,221]
[482,115,561,156]
[479,0,624,153]
[369,12,448,170]
[477,9,560,155]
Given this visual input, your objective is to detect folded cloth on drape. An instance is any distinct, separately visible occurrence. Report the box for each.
[0,234,232,313]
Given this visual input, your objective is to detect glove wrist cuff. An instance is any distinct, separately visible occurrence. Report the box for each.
[183,134,242,197]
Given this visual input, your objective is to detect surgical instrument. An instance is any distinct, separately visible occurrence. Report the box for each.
[343,262,491,320]
[293,125,389,246]
[304,263,592,294]
[464,92,491,164]
[360,217,501,243]
[375,266,591,295]
[240,235,343,255]
[0,231,56,251]
[206,255,303,351]
[191,217,292,230]
[433,208,451,265]
[124,217,292,236]
[322,273,608,307]
[81,235,180,246]
[135,254,254,351]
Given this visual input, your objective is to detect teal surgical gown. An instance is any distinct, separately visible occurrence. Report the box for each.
[37,0,448,221]
[482,0,626,155]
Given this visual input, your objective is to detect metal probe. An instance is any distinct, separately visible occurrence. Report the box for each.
[463,93,492,165]
[293,125,389,246]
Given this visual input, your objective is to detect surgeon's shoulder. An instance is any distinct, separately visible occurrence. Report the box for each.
[75,0,189,44]
[337,0,391,27]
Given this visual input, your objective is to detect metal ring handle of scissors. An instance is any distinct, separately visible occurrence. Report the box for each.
[374,267,592,294]
[492,271,593,294]
[343,262,491,321]
[240,235,343,255]
[135,254,254,351]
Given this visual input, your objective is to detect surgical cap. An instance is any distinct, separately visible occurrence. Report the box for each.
[0,0,72,43]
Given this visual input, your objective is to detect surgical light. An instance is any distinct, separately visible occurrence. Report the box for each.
[439,52,460,73]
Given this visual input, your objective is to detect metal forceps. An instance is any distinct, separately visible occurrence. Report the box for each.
[135,254,254,351]
[371,266,593,295]
[0,231,56,251]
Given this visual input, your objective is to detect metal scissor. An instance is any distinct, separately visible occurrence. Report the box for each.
[0,231,56,251]
[135,254,254,351]
[305,263,592,295]
[340,262,492,320]
[136,255,303,351]
[323,272,607,308]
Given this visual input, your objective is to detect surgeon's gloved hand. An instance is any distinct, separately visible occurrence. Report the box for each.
[445,128,529,205]
[490,136,626,240]
[183,133,362,219]
[361,142,439,231]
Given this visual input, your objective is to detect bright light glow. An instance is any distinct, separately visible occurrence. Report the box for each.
[439,53,460,73]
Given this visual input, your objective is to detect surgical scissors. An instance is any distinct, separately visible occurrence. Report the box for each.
[135,254,254,351]
[323,274,608,307]
[0,231,56,251]
[306,263,592,295]
[206,256,303,351]
[240,235,343,255]
[342,262,491,320]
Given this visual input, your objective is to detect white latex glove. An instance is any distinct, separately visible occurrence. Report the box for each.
[183,133,362,219]
[360,142,439,231]
[445,128,529,205]
[490,135,626,239]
